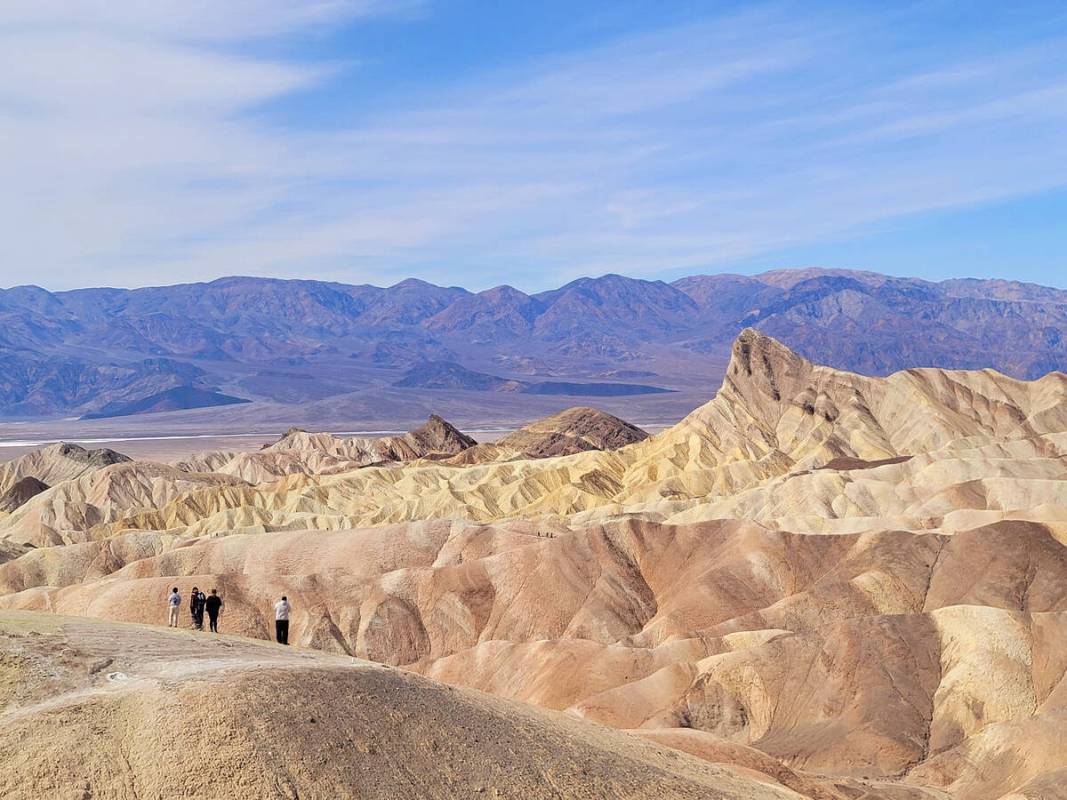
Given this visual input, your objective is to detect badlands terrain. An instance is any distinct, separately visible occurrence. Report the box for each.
[2,329,1067,798]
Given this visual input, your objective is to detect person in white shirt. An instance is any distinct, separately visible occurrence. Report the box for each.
[167,587,181,628]
[274,596,291,645]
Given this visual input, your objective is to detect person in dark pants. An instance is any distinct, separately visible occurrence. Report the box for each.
[274,595,291,645]
[205,588,224,633]
[190,586,206,630]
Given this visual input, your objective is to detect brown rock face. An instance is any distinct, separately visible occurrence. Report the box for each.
[178,415,478,481]
[0,442,130,495]
[497,406,648,458]
[407,413,479,454]
[0,476,49,512]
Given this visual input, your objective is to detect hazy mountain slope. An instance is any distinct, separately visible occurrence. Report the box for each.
[5,268,1066,419]
[81,386,250,419]
[424,284,547,342]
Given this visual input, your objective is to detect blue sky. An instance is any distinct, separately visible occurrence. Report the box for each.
[1,1,1066,291]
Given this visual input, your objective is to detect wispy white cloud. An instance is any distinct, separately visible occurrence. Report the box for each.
[0,1,415,41]
[1,3,1066,290]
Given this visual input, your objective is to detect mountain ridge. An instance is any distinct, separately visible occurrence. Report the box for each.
[3,268,1067,419]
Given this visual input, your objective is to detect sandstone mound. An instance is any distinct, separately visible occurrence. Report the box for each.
[0,460,247,549]
[496,406,648,457]
[5,516,1067,796]
[0,611,812,800]
[449,406,648,464]
[0,442,129,495]
[177,414,476,481]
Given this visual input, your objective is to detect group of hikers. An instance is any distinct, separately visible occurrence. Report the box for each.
[167,587,292,645]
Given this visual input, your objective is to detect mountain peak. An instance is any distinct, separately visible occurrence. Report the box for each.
[412,414,478,452]
[728,328,808,391]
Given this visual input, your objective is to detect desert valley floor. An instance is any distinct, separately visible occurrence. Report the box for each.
[2,329,1067,799]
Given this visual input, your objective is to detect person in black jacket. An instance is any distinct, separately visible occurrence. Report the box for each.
[189,586,206,631]
[205,589,224,633]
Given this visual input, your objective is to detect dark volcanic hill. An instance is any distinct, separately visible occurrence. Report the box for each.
[395,362,672,397]
[2,268,1067,419]
[81,387,251,420]
[394,361,523,392]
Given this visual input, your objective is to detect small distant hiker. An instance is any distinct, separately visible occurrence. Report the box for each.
[167,587,181,628]
[205,588,224,634]
[190,586,207,631]
[274,596,291,645]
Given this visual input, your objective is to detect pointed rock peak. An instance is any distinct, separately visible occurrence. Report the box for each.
[264,427,312,449]
[726,329,812,403]
[46,442,130,467]
[411,415,477,452]
[391,277,435,289]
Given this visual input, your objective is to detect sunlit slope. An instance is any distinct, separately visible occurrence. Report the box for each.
[1,610,815,800]
[10,328,1061,543]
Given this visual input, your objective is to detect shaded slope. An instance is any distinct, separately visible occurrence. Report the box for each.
[81,385,250,419]
[0,476,48,513]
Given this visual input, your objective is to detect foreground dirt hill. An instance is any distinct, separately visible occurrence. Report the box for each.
[0,610,830,800]
[5,517,1066,797]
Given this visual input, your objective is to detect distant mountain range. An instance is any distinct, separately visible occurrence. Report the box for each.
[1,268,1066,420]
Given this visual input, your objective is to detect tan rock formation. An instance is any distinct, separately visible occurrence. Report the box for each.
[175,413,476,482]
[3,330,1067,798]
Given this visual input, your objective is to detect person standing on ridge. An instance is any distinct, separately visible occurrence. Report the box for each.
[167,587,181,628]
[205,588,224,633]
[190,586,206,631]
[274,596,291,645]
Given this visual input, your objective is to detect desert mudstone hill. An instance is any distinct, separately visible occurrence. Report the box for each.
[29,328,1064,539]
[449,406,649,463]
[175,413,476,482]
[2,330,1067,798]
[494,406,648,456]
[0,442,128,495]
[0,611,820,800]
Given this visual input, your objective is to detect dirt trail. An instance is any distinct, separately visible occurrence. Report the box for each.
[1,610,821,800]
